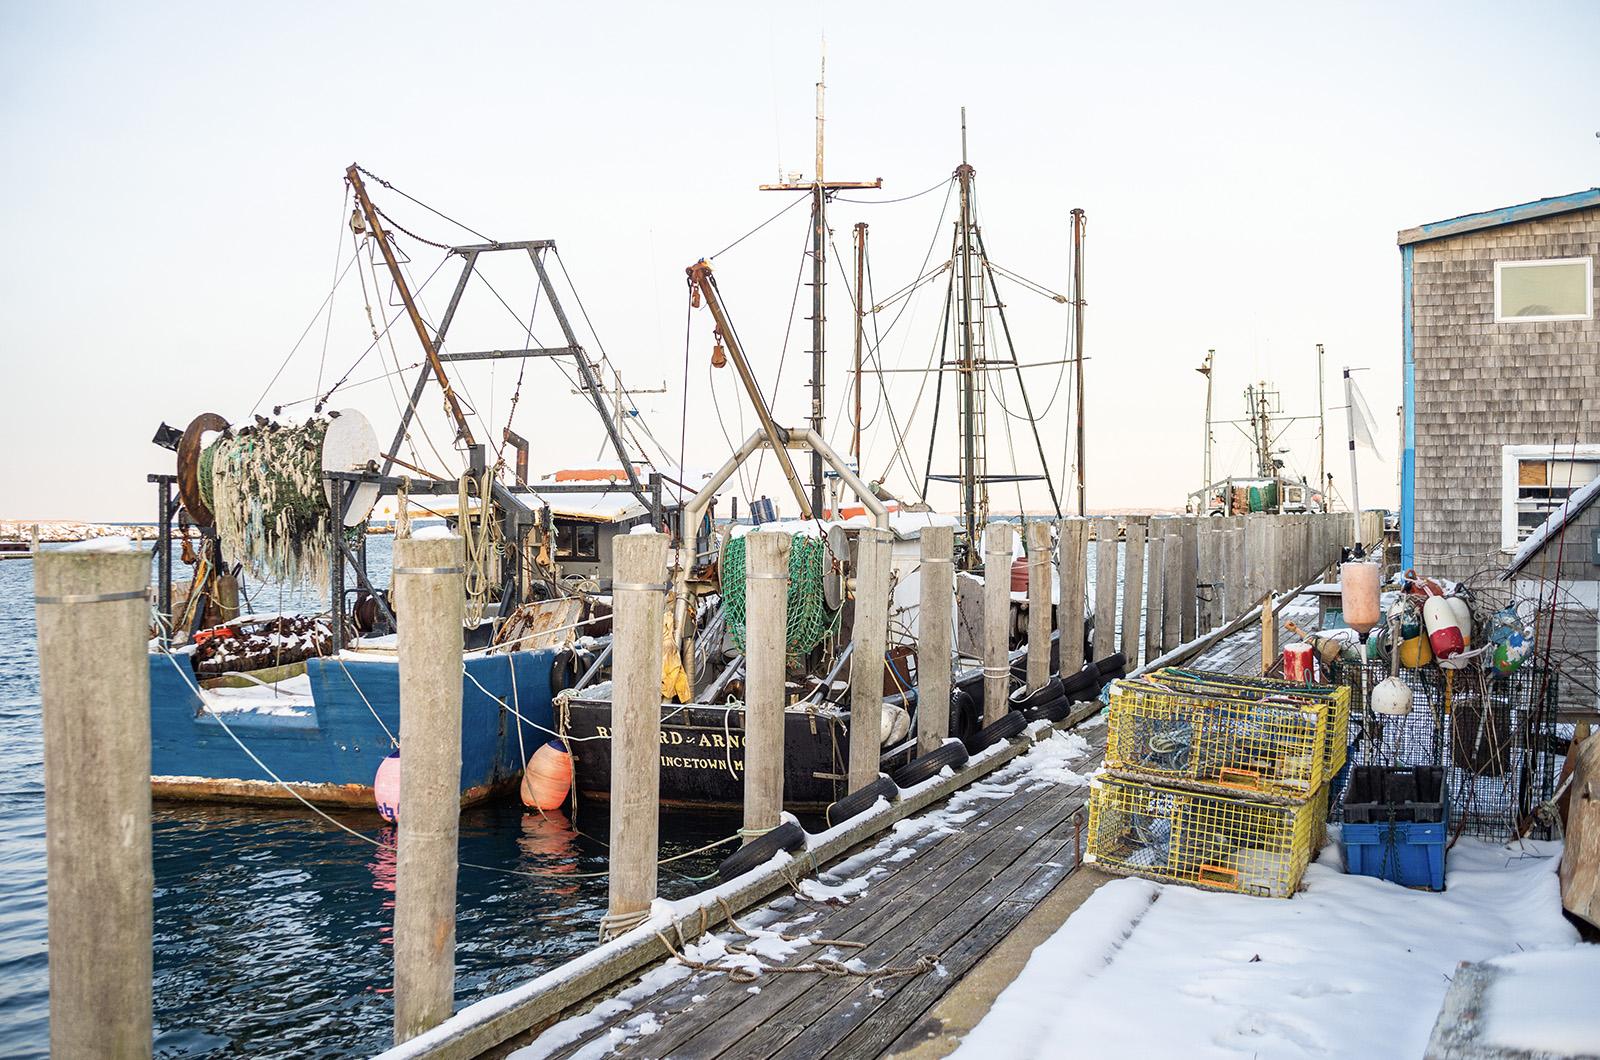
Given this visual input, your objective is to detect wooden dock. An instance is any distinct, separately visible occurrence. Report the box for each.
[487,595,1322,1060]
[496,722,1107,1060]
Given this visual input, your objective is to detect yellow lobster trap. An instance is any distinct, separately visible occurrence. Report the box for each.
[1086,774,1327,898]
[1105,669,1351,796]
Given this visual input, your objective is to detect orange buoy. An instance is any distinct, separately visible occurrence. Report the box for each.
[374,750,401,822]
[1010,555,1029,592]
[521,739,573,811]
[1339,561,1381,635]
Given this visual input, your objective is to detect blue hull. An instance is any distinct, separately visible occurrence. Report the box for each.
[149,649,557,807]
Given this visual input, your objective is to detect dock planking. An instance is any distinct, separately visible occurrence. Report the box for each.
[508,724,1105,1060]
[496,595,1324,1060]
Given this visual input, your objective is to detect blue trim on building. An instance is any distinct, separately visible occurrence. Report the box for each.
[1401,244,1416,570]
[1398,187,1600,247]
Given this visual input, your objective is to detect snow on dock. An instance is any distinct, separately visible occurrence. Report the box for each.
[494,722,1107,1060]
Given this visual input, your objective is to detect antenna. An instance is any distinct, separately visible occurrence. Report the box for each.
[960,106,968,164]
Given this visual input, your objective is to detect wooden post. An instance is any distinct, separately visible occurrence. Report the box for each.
[848,526,892,791]
[1179,516,1199,643]
[1197,519,1218,632]
[1161,531,1183,653]
[1057,517,1089,675]
[30,522,41,557]
[1261,590,1279,673]
[1092,518,1118,660]
[917,525,955,756]
[982,522,1014,726]
[1024,521,1053,692]
[393,534,465,1044]
[36,545,152,1060]
[742,531,790,843]
[1119,518,1146,668]
[603,533,668,934]
[1244,515,1265,610]
[1144,517,1167,658]
[1227,522,1245,621]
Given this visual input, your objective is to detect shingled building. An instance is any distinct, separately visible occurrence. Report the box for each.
[1399,188,1600,714]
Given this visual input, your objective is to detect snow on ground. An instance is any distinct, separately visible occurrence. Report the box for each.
[1481,947,1600,1055]
[953,837,1582,1060]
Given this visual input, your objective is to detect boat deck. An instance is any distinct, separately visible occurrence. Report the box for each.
[489,597,1316,1060]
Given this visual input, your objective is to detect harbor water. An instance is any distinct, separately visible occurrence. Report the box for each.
[0,538,734,1059]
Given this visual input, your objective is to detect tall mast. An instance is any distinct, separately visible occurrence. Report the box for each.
[956,108,983,556]
[1197,349,1215,502]
[1070,208,1087,516]
[757,55,881,517]
[852,221,868,468]
[347,164,475,447]
[1316,342,1327,505]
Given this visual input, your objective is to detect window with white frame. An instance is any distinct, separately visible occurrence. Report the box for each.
[1494,257,1593,322]
[1501,444,1600,548]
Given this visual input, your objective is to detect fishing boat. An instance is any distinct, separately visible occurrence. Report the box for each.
[143,164,672,809]
[562,106,1107,812]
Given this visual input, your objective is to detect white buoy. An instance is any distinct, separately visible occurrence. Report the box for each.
[1372,676,1413,716]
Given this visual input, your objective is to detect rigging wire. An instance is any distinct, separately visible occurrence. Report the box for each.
[707,193,810,261]
[250,248,361,415]
[317,252,451,406]
[314,185,353,404]
[353,164,497,245]
[834,175,952,205]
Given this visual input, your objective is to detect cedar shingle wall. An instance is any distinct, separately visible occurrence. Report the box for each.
[1411,207,1600,583]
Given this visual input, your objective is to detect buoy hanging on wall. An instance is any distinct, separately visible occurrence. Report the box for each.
[1437,596,1475,670]
[1372,676,1413,716]
[521,740,573,811]
[1339,561,1381,635]
[1423,596,1464,660]
[374,750,401,822]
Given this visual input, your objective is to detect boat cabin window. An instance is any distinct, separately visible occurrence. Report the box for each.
[1494,258,1593,323]
[554,520,600,562]
[1501,444,1600,548]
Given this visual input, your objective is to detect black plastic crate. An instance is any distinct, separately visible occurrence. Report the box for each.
[1342,765,1446,824]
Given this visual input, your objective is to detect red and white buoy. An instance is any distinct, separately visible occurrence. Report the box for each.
[1423,595,1465,660]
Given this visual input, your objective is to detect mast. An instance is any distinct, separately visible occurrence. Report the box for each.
[757,58,881,517]
[1344,367,1362,519]
[347,164,475,447]
[852,221,868,468]
[955,109,983,556]
[1316,342,1327,507]
[1070,207,1087,516]
[1197,349,1215,502]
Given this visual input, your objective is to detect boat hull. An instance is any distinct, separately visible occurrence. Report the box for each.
[149,648,558,808]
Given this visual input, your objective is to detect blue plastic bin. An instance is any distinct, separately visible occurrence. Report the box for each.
[1340,819,1447,890]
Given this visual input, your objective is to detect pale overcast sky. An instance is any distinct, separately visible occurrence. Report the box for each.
[2,1,1596,521]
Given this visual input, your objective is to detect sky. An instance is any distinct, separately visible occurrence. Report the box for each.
[1,1,1596,521]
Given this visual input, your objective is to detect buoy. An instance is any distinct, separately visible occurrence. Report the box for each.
[1489,607,1531,675]
[1398,631,1433,669]
[1423,596,1464,660]
[1372,676,1413,715]
[1010,555,1029,593]
[1339,561,1381,635]
[374,750,401,822]
[1438,597,1475,670]
[1283,643,1314,683]
[521,739,573,811]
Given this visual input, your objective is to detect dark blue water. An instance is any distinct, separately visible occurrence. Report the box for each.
[0,541,733,1058]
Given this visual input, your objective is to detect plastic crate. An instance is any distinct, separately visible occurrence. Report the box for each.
[1148,668,1352,780]
[1085,774,1328,898]
[1106,678,1331,799]
[1341,818,1447,890]
[1342,765,1446,824]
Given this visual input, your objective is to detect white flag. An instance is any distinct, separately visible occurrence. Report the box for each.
[1349,375,1380,453]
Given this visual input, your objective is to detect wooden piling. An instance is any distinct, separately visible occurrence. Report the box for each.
[1093,518,1118,660]
[393,534,465,1044]
[742,531,790,843]
[604,533,668,934]
[982,522,1014,726]
[1227,522,1245,621]
[1161,531,1183,653]
[1057,517,1088,675]
[1024,521,1053,692]
[917,525,955,756]
[1143,517,1167,658]
[1119,518,1146,667]
[848,526,892,792]
[1196,519,1218,632]
[36,546,152,1060]
[1261,591,1279,673]
[1179,516,1199,643]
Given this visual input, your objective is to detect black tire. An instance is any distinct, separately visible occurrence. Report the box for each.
[825,774,899,828]
[548,649,576,695]
[1024,694,1071,723]
[1092,652,1127,676]
[1061,666,1099,700]
[948,689,979,745]
[965,709,1027,752]
[717,820,807,882]
[892,741,970,788]
[1009,676,1064,711]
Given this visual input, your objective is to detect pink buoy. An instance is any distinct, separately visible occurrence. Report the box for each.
[374,750,401,822]
[1339,561,1381,635]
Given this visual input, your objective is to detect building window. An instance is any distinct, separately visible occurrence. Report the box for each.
[1494,257,1593,322]
[554,520,600,562]
[1501,444,1600,548]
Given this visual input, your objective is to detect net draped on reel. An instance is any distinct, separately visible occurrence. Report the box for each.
[721,533,839,660]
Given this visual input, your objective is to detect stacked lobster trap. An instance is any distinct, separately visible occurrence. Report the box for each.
[1086,668,1350,898]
